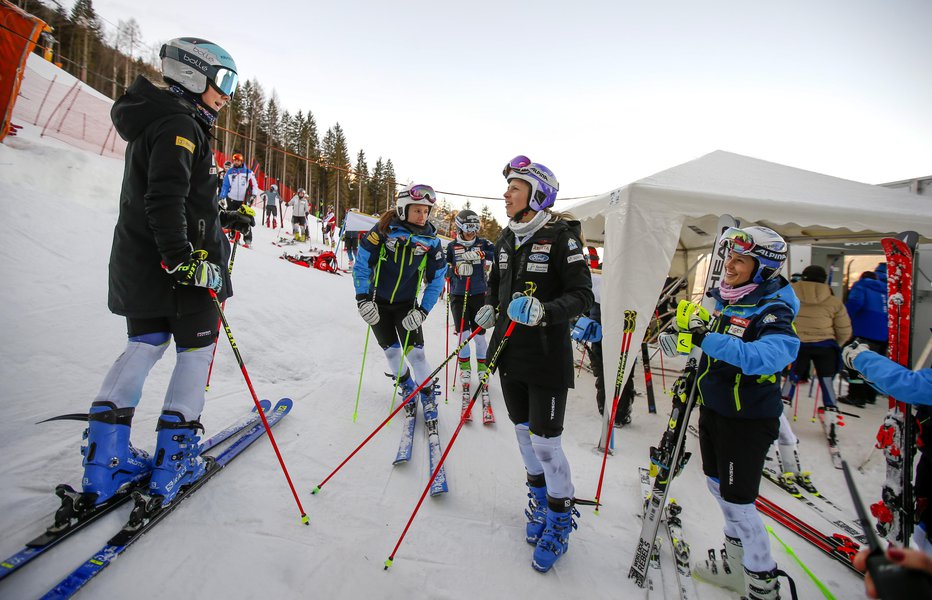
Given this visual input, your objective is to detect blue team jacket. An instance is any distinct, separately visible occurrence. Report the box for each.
[352,219,447,312]
[698,277,801,419]
[845,277,888,342]
[446,238,495,296]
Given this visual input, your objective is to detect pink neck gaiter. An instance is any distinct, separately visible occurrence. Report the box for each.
[718,281,759,303]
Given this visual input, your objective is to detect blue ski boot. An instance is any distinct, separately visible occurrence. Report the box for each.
[81,401,151,505]
[525,474,548,544]
[532,496,579,573]
[148,411,207,506]
[420,388,438,421]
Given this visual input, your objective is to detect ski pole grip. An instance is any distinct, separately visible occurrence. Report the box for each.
[867,553,932,599]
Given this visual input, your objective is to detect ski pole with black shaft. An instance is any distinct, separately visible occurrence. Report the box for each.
[312,327,484,494]
[205,230,240,392]
[452,274,472,393]
[210,290,309,525]
[385,310,520,570]
[842,458,932,598]
[655,310,667,391]
[594,309,637,513]
[641,341,656,414]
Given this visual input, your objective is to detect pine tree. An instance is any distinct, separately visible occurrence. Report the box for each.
[479,204,502,240]
[352,150,370,213]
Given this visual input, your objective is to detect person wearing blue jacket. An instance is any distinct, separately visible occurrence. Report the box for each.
[844,340,932,554]
[678,226,800,600]
[353,184,447,425]
[840,266,888,407]
[446,209,496,418]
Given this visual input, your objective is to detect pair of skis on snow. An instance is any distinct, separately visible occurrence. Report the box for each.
[393,380,448,496]
[638,467,700,600]
[460,378,495,425]
[0,399,293,598]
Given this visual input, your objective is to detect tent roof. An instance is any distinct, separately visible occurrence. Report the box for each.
[571,150,932,247]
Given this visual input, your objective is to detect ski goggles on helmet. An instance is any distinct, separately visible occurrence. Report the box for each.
[457,220,480,234]
[398,184,437,204]
[719,227,786,265]
[503,155,533,177]
[159,44,239,97]
[719,227,756,254]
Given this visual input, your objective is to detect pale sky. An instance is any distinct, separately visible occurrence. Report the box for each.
[81,0,932,221]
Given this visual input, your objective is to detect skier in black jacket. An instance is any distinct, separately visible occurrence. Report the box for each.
[79,37,253,511]
[474,156,593,573]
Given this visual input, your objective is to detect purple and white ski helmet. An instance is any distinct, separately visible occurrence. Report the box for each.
[503,155,559,212]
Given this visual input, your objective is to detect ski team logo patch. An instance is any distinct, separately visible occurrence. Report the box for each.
[730,317,750,327]
[762,313,777,324]
[499,251,508,270]
[367,231,380,245]
[531,243,551,253]
[175,136,195,154]
[527,263,548,273]
[528,253,549,263]
[566,254,584,264]
[567,238,579,250]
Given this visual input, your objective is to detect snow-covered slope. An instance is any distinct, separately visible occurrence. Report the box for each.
[0,124,881,599]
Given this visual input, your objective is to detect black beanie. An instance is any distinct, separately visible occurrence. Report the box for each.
[801,265,827,283]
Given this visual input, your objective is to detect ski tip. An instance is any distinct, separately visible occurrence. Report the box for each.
[311,486,321,495]
[384,557,393,570]
[300,513,310,526]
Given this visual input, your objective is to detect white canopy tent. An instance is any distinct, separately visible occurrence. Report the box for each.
[567,150,932,442]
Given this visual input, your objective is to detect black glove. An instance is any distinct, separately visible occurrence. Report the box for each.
[163,249,223,293]
[220,205,256,234]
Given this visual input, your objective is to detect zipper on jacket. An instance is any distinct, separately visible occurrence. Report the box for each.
[733,373,742,412]
[389,244,408,303]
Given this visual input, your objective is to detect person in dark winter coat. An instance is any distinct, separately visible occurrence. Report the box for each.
[840,265,888,406]
[682,226,800,599]
[473,156,593,574]
[80,37,253,511]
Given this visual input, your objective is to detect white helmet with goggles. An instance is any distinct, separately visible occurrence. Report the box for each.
[395,184,437,221]
[719,226,788,284]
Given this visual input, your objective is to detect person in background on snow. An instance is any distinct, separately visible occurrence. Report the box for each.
[445,209,495,419]
[342,227,359,268]
[678,226,800,599]
[839,265,888,407]
[219,152,260,247]
[844,340,932,555]
[353,185,447,429]
[473,156,593,573]
[79,37,253,512]
[322,205,336,247]
[289,188,309,241]
[216,160,231,197]
[260,184,282,229]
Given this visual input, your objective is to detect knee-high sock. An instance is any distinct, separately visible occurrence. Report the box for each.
[777,413,798,445]
[162,344,215,422]
[474,333,488,361]
[382,344,407,380]
[406,345,433,388]
[707,477,775,572]
[515,423,544,477]
[94,333,170,410]
[458,330,471,360]
[777,412,803,473]
[531,434,574,500]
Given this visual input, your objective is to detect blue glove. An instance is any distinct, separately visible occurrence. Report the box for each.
[507,296,544,326]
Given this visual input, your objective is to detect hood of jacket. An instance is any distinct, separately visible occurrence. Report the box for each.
[791,280,834,305]
[111,75,205,142]
[855,277,887,295]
